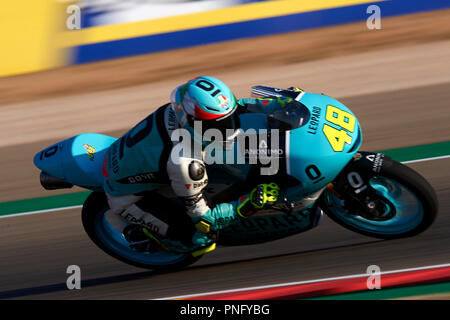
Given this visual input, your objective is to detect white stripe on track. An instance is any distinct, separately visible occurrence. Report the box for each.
[0,205,82,219]
[2,154,449,219]
[157,263,450,300]
[401,154,450,164]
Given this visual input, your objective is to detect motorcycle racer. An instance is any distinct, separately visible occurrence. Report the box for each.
[104,76,295,253]
[33,75,438,270]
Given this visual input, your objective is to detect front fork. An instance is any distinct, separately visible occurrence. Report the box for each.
[326,152,396,221]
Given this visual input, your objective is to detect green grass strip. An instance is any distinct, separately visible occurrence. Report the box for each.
[379,141,450,162]
[307,281,450,300]
[0,191,91,216]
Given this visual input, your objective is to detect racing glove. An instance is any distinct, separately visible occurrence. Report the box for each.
[236,183,280,218]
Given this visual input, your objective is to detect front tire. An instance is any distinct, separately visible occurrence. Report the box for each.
[81,192,202,270]
[319,153,438,239]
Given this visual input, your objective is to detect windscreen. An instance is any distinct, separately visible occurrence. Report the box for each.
[270,101,310,129]
[251,85,310,130]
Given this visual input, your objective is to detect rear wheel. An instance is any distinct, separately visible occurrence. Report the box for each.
[81,192,202,270]
[319,153,438,239]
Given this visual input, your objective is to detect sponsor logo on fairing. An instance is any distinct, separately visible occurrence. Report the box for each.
[117,172,161,184]
[307,106,321,135]
[83,143,96,161]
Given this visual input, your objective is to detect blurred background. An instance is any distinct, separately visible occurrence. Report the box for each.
[0,0,449,300]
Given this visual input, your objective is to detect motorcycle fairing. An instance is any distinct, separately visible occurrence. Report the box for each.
[33,133,117,191]
[286,92,362,199]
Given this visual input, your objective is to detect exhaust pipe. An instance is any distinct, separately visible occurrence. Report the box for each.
[40,171,73,190]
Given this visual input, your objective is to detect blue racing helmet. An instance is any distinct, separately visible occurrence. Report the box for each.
[170,76,240,142]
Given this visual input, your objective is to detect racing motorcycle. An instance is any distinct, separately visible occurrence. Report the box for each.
[33,86,438,270]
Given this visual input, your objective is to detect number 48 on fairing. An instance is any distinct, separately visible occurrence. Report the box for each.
[323,105,356,152]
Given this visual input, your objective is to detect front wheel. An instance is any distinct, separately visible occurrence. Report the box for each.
[319,152,438,239]
[81,192,202,270]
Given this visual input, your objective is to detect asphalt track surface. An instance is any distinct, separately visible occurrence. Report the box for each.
[0,82,449,300]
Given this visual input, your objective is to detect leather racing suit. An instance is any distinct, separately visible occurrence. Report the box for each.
[103,97,298,249]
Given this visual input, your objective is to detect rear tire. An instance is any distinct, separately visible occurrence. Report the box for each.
[82,192,202,271]
[319,155,438,239]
